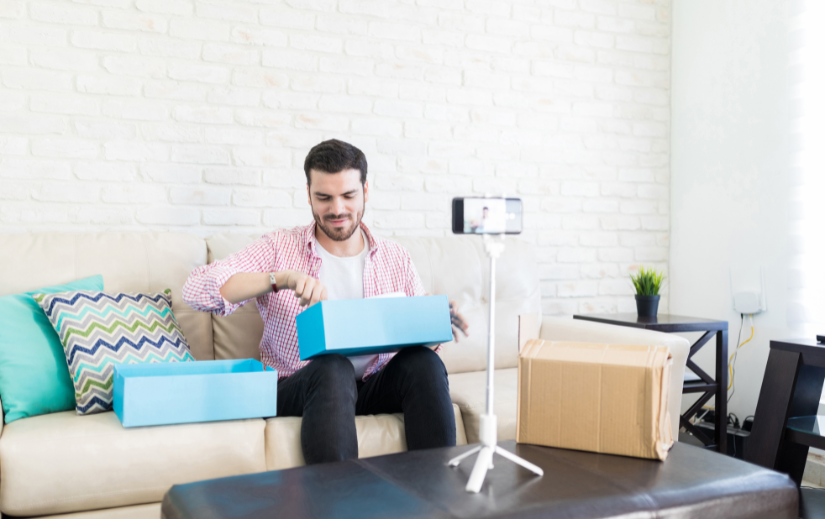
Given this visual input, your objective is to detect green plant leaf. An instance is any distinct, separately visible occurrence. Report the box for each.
[629,266,665,296]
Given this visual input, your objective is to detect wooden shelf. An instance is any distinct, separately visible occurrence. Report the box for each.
[682,381,717,394]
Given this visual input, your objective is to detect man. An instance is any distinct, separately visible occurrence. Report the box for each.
[472,206,489,234]
[183,139,468,464]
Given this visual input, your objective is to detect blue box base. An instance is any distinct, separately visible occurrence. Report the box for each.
[113,359,277,428]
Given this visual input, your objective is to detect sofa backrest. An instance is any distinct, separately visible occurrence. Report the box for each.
[0,233,214,360]
[0,231,541,375]
[206,232,541,374]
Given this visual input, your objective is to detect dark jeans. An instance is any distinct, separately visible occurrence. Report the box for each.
[276,346,456,465]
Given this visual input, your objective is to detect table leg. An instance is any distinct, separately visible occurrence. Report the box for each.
[715,330,728,454]
[746,349,801,469]
[777,363,825,485]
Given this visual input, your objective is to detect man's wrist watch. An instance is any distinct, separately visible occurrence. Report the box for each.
[269,272,279,293]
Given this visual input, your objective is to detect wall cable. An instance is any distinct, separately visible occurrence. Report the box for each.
[728,313,754,403]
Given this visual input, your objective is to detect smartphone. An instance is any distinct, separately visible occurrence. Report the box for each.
[452,197,523,235]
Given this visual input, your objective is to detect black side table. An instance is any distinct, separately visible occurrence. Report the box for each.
[747,338,825,486]
[573,313,729,454]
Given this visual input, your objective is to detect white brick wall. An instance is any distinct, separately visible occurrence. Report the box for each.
[0,0,671,316]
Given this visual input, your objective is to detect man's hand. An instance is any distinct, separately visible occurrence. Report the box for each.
[449,300,469,342]
[284,270,328,307]
[219,270,327,307]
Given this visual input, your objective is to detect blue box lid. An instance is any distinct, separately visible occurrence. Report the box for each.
[296,295,453,360]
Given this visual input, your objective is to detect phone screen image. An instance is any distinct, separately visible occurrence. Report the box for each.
[463,198,507,234]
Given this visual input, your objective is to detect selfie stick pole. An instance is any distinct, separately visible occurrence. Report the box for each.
[447,233,543,493]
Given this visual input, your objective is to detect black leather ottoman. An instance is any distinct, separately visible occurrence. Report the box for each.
[161,440,797,519]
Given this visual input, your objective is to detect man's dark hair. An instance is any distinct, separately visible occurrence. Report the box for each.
[304,139,367,186]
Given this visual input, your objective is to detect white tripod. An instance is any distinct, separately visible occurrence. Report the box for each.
[447,233,544,493]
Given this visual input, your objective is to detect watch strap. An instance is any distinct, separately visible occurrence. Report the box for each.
[269,272,279,293]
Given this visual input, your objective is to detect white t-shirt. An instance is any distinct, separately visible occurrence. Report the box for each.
[315,230,377,379]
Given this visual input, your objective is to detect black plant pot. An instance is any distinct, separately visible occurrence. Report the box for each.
[635,294,660,318]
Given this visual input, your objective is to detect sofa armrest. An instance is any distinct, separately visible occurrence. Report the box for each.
[526,315,690,443]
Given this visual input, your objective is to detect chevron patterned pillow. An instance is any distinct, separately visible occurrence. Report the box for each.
[34,289,195,415]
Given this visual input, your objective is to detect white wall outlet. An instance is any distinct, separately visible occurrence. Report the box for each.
[730,266,767,315]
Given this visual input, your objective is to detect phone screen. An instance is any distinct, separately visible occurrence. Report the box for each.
[452,198,522,234]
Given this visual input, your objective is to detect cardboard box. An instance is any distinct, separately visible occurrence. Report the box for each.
[517,339,673,460]
[113,359,277,428]
[296,295,453,361]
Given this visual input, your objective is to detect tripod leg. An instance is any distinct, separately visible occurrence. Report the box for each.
[447,445,481,467]
[495,446,544,476]
[466,447,493,493]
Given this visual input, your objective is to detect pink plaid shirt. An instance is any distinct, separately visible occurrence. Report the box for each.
[182,221,428,381]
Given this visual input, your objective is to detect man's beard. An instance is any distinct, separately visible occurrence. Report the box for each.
[312,204,364,242]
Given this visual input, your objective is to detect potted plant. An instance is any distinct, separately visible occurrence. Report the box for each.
[630,266,665,318]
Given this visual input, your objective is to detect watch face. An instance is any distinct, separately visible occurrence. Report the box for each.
[269,272,276,285]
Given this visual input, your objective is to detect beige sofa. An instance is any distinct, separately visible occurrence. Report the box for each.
[0,232,689,518]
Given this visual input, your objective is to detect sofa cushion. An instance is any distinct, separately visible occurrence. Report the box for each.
[205,233,266,361]
[0,411,265,517]
[0,275,103,424]
[449,368,518,444]
[264,403,468,470]
[36,503,161,519]
[0,233,213,361]
[34,289,195,415]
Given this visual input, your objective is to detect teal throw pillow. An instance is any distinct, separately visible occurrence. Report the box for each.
[0,275,104,423]
[34,289,195,415]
